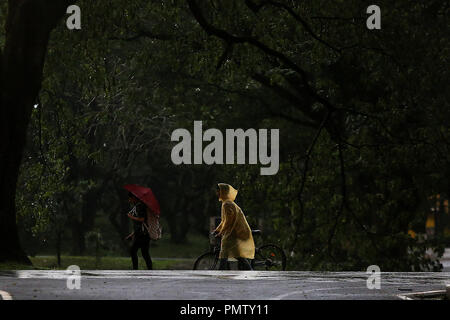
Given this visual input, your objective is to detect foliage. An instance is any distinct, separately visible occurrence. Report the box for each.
[13,0,449,270]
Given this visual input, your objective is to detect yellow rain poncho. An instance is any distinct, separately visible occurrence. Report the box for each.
[214,183,255,259]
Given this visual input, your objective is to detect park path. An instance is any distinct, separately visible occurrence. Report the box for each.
[0,270,449,300]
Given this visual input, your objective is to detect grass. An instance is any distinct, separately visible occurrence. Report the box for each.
[146,233,211,258]
[0,255,195,270]
[32,256,195,270]
[0,261,37,270]
[0,233,211,271]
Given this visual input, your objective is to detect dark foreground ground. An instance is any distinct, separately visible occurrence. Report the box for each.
[0,270,449,300]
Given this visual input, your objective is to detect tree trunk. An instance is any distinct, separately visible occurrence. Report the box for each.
[71,222,86,256]
[70,190,99,255]
[108,186,133,255]
[56,231,62,267]
[0,0,70,263]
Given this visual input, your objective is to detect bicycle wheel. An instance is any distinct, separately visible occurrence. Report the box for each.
[193,252,219,270]
[252,244,287,271]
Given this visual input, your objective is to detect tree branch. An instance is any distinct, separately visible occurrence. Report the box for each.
[251,72,325,123]
[186,0,338,113]
[289,111,331,252]
[261,0,342,54]
[186,0,308,80]
[108,29,172,42]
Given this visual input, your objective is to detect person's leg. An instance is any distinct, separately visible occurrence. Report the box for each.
[237,258,253,270]
[218,258,230,270]
[140,237,153,270]
[130,238,139,270]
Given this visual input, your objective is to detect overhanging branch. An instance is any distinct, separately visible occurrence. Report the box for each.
[187,0,337,113]
[108,29,172,42]
[261,0,342,54]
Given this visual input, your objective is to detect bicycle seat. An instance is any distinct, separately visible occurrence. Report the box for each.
[251,230,262,236]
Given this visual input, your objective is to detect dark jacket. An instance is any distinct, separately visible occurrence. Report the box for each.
[132,202,148,237]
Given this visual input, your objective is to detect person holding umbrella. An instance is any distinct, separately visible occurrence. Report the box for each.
[124,184,161,270]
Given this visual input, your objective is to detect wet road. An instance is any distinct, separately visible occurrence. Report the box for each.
[0,270,449,300]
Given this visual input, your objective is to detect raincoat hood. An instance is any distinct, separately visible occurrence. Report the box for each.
[217,183,238,202]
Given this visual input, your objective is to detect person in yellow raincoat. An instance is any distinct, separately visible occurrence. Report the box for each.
[213,183,255,270]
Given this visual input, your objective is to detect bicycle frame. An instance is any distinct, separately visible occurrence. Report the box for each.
[194,231,287,271]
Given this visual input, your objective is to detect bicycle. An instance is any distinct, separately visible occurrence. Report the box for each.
[193,230,287,271]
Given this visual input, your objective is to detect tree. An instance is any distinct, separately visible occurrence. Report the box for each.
[181,0,448,270]
[6,0,448,271]
[0,0,72,263]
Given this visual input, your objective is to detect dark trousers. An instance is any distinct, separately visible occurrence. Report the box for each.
[130,234,153,270]
[219,258,253,270]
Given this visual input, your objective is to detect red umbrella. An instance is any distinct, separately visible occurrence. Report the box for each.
[123,184,160,215]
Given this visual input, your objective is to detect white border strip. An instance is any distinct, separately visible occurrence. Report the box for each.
[397,289,445,300]
[0,290,13,300]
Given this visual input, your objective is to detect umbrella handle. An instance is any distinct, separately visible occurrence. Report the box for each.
[126,205,137,217]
